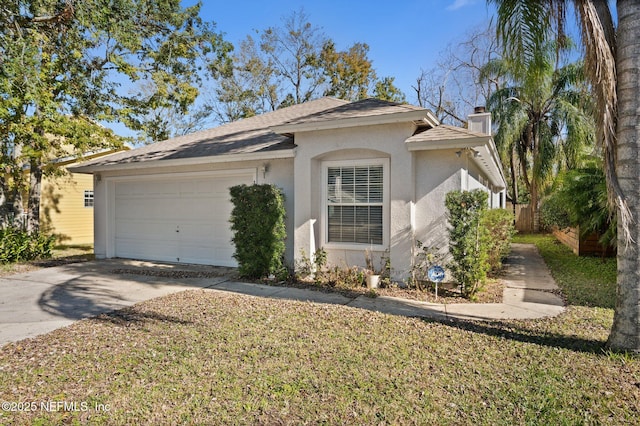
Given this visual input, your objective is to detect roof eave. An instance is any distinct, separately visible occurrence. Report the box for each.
[69,148,296,174]
[472,141,507,190]
[405,135,490,151]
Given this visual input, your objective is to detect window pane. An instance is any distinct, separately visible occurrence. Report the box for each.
[369,184,383,202]
[328,206,343,242]
[355,206,369,243]
[369,206,383,244]
[341,167,354,186]
[326,164,384,245]
[328,168,341,202]
[84,190,94,208]
[369,166,383,184]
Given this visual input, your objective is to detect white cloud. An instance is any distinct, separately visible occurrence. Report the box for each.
[446,0,477,11]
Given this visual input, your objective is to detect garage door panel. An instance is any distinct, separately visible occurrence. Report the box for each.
[113,172,253,266]
[180,244,236,267]
[116,239,180,263]
[117,220,176,240]
[116,198,182,221]
[177,197,217,220]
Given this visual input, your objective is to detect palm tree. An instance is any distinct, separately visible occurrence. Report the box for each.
[490,0,640,352]
[484,54,594,232]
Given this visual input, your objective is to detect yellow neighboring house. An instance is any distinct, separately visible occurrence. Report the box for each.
[39,150,125,246]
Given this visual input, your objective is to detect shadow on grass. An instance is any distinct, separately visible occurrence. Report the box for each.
[421,316,607,355]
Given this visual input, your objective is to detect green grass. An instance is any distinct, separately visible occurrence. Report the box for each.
[0,235,638,425]
[513,233,617,308]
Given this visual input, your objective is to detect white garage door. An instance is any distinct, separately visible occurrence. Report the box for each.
[113,172,254,266]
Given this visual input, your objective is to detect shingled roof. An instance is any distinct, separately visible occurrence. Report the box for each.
[271,98,436,134]
[278,98,426,126]
[73,97,454,173]
[405,124,490,147]
[71,97,349,171]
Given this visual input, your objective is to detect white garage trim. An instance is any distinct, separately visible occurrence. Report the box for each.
[104,169,257,266]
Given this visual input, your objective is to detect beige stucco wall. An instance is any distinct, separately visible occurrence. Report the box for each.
[293,122,417,281]
[414,150,466,261]
[92,158,295,265]
[413,149,506,266]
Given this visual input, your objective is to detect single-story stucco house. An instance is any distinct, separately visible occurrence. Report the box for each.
[71,98,506,282]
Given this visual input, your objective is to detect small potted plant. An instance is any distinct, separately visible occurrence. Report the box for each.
[364,249,380,289]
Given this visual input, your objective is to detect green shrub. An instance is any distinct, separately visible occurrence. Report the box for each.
[0,226,55,263]
[445,189,490,299]
[540,166,615,247]
[540,193,571,231]
[480,209,515,273]
[229,184,287,279]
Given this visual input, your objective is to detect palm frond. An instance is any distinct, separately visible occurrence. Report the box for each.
[574,0,632,245]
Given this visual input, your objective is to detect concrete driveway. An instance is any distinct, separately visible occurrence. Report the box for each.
[0,259,232,346]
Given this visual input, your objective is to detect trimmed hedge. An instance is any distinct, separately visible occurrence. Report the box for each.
[445,189,490,299]
[229,184,287,279]
[445,191,516,298]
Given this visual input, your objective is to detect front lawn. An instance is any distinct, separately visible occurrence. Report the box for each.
[0,235,638,425]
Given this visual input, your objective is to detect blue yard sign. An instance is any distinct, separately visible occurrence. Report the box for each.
[427,265,445,283]
[427,265,445,299]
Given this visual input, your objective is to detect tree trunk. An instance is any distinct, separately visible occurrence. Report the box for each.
[27,158,42,233]
[531,123,540,233]
[510,144,518,225]
[609,0,640,353]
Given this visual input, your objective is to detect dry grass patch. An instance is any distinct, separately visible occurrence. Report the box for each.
[1,289,638,425]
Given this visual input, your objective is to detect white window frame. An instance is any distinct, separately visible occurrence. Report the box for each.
[84,190,94,208]
[322,158,389,250]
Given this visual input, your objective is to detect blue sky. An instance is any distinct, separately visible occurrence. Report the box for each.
[194,0,497,104]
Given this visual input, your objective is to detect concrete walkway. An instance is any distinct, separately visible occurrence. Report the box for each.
[0,243,564,346]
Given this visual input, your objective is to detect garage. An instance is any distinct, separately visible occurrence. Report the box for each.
[112,171,255,266]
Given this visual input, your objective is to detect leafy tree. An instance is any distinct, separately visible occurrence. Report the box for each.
[213,10,407,120]
[212,35,281,122]
[373,77,406,103]
[0,0,231,231]
[483,51,595,233]
[320,41,377,101]
[490,0,640,352]
[540,164,615,248]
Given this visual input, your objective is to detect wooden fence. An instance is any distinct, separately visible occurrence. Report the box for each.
[552,227,616,257]
[511,203,533,233]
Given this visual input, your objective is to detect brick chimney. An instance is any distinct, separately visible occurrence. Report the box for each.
[467,106,491,135]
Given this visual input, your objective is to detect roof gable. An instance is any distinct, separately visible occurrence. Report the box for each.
[271,98,438,134]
